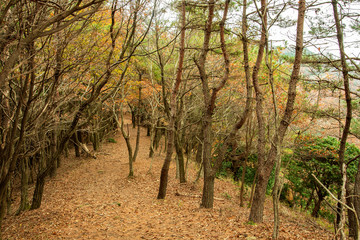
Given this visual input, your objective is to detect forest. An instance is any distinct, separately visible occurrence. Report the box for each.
[1,0,360,239]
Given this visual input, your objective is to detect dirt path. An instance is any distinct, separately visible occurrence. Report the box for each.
[2,118,333,239]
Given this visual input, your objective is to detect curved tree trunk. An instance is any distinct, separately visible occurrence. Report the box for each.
[197,0,231,209]
[157,0,186,199]
[311,193,324,218]
[249,0,305,223]
[248,0,268,222]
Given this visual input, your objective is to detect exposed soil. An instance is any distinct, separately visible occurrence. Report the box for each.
[2,118,333,239]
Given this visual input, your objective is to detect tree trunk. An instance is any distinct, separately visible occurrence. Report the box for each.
[92,132,99,151]
[175,132,186,183]
[148,116,158,158]
[331,1,353,239]
[346,182,357,239]
[0,191,6,231]
[240,158,247,207]
[197,0,231,209]
[201,114,213,208]
[129,155,134,177]
[311,193,324,218]
[196,143,202,164]
[249,0,305,223]
[147,125,151,136]
[154,121,162,151]
[157,0,186,199]
[0,182,9,229]
[149,126,155,158]
[157,127,174,199]
[249,169,258,208]
[49,131,57,177]
[353,160,360,239]
[6,180,11,215]
[201,170,215,208]
[31,144,48,210]
[272,154,282,240]
[248,0,268,222]
[249,173,268,222]
[128,104,136,129]
[30,173,46,210]
[17,157,30,214]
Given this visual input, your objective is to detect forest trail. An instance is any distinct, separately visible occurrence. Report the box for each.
[3,117,332,239]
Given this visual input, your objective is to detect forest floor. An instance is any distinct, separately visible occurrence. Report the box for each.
[2,117,334,239]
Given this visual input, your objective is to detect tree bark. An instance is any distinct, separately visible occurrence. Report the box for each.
[30,172,46,210]
[354,161,360,239]
[17,157,30,214]
[311,193,324,218]
[346,182,357,239]
[175,131,186,183]
[201,169,215,208]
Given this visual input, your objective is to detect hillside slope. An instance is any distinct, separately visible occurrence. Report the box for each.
[2,118,333,239]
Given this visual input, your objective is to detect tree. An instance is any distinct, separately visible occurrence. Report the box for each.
[298,0,359,237]
[249,0,306,223]
[0,1,157,235]
[0,0,106,230]
[286,136,359,216]
[157,0,186,199]
[190,0,231,208]
[330,0,354,238]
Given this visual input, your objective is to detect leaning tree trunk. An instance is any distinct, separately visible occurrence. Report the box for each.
[175,128,186,183]
[248,0,268,222]
[31,151,47,210]
[73,131,81,157]
[157,0,186,199]
[249,0,305,223]
[311,192,324,218]
[17,157,30,214]
[31,171,46,210]
[197,0,231,208]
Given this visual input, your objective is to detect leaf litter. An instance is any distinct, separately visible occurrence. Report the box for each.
[2,118,333,239]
